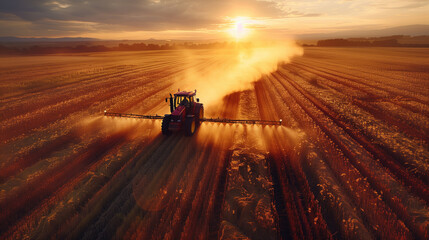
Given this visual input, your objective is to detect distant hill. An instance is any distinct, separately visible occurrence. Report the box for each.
[298,24,429,40]
[0,37,100,42]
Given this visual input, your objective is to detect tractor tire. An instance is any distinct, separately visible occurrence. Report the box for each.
[195,105,204,127]
[185,116,196,136]
[162,115,172,136]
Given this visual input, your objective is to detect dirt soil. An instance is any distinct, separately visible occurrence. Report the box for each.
[0,48,428,239]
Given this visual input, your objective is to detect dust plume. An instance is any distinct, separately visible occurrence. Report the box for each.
[182,41,303,107]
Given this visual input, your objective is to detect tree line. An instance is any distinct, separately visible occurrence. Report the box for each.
[0,41,246,55]
[316,37,429,47]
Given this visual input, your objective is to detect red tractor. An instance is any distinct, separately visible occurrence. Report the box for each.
[104,89,281,136]
[162,90,204,136]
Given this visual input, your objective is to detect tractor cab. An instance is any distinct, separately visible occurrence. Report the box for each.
[166,90,199,113]
[175,95,192,108]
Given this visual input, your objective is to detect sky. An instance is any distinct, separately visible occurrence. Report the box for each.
[0,0,428,40]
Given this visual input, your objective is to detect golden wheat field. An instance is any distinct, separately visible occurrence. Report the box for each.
[0,47,428,240]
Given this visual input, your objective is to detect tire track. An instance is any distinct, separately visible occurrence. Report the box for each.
[270,71,428,239]
[134,93,238,239]
[254,80,332,240]
[276,68,429,203]
[265,73,413,239]
[279,66,429,171]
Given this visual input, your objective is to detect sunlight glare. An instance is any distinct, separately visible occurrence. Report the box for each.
[230,17,250,41]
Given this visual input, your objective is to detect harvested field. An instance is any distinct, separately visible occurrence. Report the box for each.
[0,47,428,239]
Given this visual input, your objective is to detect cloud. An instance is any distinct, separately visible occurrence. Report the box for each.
[1,0,427,37]
[367,0,429,9]
[0,0,288,35]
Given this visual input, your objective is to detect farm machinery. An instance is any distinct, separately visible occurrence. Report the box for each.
[104,90,282,136]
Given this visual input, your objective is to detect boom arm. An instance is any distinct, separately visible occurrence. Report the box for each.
[104,111,163,119]
[104,111,282,125]
[201,117,282,125]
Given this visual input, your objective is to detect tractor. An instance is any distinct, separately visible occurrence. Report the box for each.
[162,90,203,136]
[104,89,282,136]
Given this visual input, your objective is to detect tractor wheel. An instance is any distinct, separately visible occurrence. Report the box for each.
[195,105,204,127]
[162,115,172,136]
[185,116,196,136]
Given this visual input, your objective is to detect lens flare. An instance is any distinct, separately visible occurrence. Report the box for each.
[229,17,250,41]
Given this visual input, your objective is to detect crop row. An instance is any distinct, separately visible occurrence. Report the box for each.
[265,71,421,239]
[254,80,332,239]
[283,64,429,182]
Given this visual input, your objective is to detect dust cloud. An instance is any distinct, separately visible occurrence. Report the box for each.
[182,41,303,106]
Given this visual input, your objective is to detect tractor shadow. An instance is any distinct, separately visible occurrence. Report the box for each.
[132,124,232,212]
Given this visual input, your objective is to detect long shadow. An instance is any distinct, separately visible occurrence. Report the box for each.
[73,130,230,239]
[0,129,131,235]
[65,131,217,239]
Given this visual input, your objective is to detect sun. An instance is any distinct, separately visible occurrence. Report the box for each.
[229,17,250,41]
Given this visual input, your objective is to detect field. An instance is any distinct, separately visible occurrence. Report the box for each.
[0,47,428,239]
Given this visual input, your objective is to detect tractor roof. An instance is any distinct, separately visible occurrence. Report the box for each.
[174,91,196,97]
